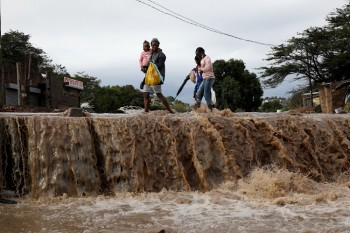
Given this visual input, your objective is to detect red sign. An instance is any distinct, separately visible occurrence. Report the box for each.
[64,77,84,90]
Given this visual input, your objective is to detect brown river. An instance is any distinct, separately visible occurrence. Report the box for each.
[1,109,350,232]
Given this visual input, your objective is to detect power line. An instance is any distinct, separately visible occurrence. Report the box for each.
[135,0,220,34]
[139,0,275,46]
[145,0,222,34]
[135,0,275,46]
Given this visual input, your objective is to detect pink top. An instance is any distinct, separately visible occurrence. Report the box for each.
[199,55,215,79]
[139,50,151,67]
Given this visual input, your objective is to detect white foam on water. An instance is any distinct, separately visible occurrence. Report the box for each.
[2,185,347,233]
[1,186,350,233]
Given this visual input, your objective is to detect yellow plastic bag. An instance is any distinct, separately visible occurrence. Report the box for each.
[145,62,163,85]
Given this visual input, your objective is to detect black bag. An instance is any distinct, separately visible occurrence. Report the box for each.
[140,78,145,89]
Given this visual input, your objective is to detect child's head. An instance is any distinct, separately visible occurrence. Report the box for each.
[143,40,150,51]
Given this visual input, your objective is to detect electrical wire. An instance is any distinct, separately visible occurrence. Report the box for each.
[135,0,275,46]
[145,0,222,34]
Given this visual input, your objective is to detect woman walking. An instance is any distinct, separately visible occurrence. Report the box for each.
[194,47,215,112]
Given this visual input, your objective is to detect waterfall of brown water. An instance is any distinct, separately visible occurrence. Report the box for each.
[1,111,350,198]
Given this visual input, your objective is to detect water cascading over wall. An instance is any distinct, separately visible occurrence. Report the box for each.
[1,111,350,198]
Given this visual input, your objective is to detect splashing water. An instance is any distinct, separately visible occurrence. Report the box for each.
[1,110,350,232]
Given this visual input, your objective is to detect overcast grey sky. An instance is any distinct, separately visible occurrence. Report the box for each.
[2,0,347,104]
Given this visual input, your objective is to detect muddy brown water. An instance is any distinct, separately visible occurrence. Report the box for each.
[1,110,350,232]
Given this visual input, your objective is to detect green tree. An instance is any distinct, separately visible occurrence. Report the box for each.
[43,64,70,78]
[287,88,306,109]
[166,96,175,103]
[2,30,71,78]
[90,85,143,113]
[118,85,144,107]
[73,72,101,104]
[260,2,350,88]
[2,30,50,69]
[217,77,241,110]
[260,100,283,112]
[241,71,264,111]
[163,96,190,112]
[323,2,350,80]
[172,99,191,112]
[213,59,263,111]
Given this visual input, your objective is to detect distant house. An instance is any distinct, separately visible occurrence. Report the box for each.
[302,92,320,107]
[2,59,43,106]
[1,60,83,109]
[317,80,350,113]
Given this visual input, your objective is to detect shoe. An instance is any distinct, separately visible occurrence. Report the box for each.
[194,100,201,109]
[208,104,213,112]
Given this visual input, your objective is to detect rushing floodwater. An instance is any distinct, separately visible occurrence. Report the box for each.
[1,109,350,232]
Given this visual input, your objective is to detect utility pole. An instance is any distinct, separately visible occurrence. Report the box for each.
[0,0,4,107]
[306,48,314,108]
[309,77,314,107]
[16,62,22,105]
[23,53,31,106]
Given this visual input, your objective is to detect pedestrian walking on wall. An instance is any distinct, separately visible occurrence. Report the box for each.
[142,38,174,113]
[194,47,215,112]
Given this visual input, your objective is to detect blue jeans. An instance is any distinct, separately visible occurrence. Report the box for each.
[196,78,215,105]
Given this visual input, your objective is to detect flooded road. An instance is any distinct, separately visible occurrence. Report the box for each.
[1,111,350,232]
[2,168,350,233]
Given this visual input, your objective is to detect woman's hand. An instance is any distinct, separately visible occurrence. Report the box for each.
[141,67,147,73]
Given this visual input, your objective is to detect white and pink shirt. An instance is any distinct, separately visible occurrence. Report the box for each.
[139,50,151,67]
[199,55,215,79]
